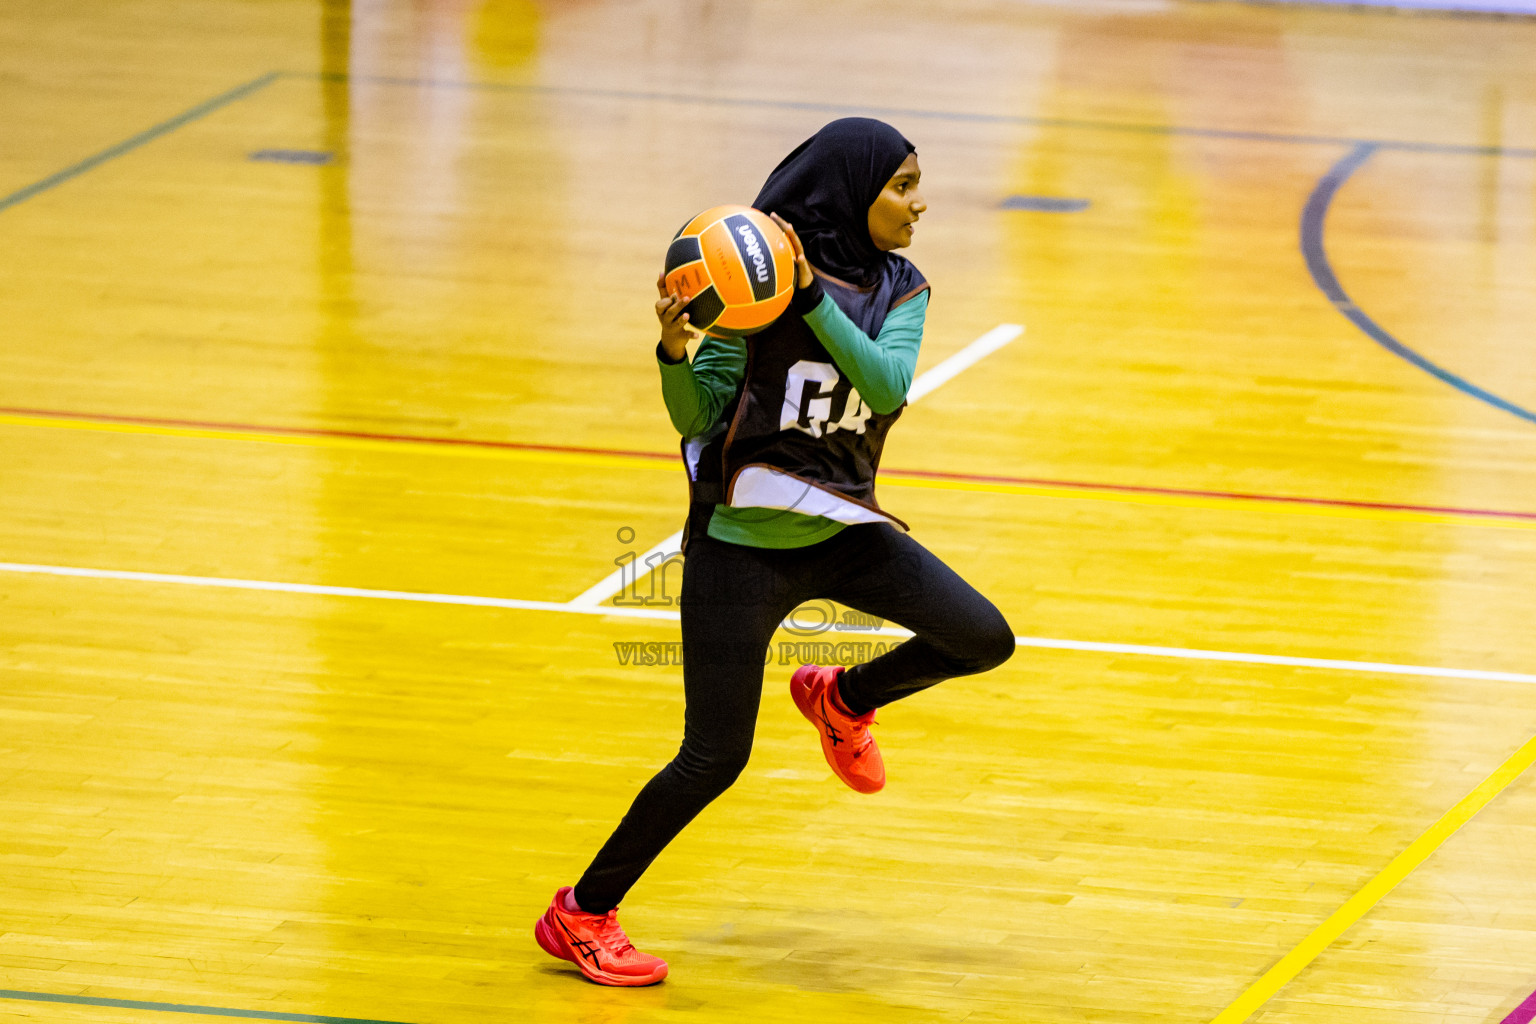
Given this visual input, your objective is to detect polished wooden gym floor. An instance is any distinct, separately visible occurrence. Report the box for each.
[3,1,1536,1022]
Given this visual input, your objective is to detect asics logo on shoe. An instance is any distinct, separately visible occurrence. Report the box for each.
[558,917,604,967]
[816,696,844,746]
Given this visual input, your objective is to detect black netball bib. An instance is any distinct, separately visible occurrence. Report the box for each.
[712,258,928,531]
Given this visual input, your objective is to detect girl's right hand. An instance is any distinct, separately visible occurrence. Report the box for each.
[655,272,694,361]
[768,213,814,289]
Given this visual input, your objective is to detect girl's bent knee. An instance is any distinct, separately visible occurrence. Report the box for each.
[672,745,752,798]
[972,613,1016,673]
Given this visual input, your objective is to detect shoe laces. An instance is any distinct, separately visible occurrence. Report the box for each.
[849,718,877,758]
[822,695,877,754]
[593,910,637,958]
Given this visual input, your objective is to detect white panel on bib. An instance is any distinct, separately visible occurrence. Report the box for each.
[730,466,895,526]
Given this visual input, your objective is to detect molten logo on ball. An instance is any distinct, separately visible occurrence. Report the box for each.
[662,205,795,338]
[737,224,770,284]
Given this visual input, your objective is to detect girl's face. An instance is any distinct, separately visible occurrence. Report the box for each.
[867,153,925,251]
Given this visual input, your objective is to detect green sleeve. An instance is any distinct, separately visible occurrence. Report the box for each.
[656,336,747,436]
[802,289,928,415]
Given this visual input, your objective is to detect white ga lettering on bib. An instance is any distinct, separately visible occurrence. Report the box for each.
[780,360,872,438]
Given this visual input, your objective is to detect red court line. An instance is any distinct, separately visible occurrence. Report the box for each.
[5,405,1536,524]
[0,405,677,462]
[1504,989,1536,1024]
[885,466,1536,522]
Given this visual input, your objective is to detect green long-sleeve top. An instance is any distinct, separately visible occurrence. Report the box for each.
[657,286,929,548]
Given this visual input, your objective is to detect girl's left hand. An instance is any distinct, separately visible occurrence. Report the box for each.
[769,213,814,290]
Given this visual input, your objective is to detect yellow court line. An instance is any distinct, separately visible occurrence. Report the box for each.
[4,411,1534,530]
[1209,731,1536,1024]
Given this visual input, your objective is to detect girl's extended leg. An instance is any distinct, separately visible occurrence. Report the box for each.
[572,535,804,913]
[822,523,1014,714]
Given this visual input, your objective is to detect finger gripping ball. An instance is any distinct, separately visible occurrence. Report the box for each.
[663,205,795,338]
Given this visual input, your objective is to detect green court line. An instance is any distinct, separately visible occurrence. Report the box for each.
[0,989,414,1024]
[0,71,281,213]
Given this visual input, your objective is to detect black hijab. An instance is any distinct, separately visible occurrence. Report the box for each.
[753,118,916,288]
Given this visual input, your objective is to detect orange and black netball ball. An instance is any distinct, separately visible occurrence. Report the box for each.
[663,205,795,338]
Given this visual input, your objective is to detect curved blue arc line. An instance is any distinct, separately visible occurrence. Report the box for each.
[1301,143,1536,426]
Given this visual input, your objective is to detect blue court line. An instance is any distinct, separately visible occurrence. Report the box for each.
[6,68,1532,219]
[1001,195,1091,212]
[250,148,334,165]
[299,70,1536,159]
[1300,142,1536,426]
[0,989,414,1024]
[0,71,281,213]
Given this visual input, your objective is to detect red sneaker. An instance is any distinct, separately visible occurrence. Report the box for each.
[790,664,885,794]
[534,887,668,986]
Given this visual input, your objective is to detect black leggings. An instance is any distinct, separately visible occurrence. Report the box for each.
[573,522,1014,913]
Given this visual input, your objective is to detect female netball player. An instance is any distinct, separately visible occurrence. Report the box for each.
[535,117,1015,986]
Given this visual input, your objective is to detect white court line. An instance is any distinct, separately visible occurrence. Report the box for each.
[569,530,684,608]
[906,323,1024,404]
[0,561,683,623]
[572,322,1026,606]
[4,561,1535,686]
